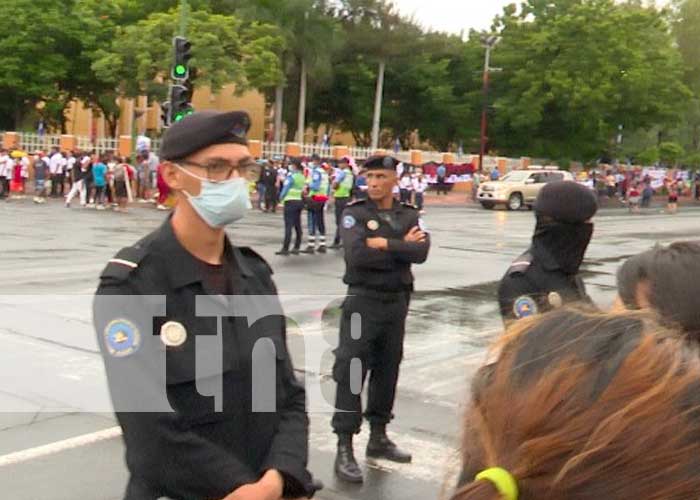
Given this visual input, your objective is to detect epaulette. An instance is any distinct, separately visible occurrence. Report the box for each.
[401,202,418,210]
[239,247,274,275]
[347,198,367,207]
[506,251,533,276]
[100,245,148,283]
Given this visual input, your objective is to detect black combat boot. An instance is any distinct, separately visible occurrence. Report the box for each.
[334,433,363,483]
[366,424,412,463]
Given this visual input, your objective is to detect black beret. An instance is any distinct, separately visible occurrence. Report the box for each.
[363,155,399,171]
[535,181,598,223]
[160,111,251,160]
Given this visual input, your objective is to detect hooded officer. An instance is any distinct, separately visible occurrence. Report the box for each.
[93,111,319,500]
[498,181,598,324]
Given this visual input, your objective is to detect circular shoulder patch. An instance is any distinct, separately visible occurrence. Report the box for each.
[160,321,188,347]
[104,319,141,357]
[513,296,538,319]
[343,215,356,229]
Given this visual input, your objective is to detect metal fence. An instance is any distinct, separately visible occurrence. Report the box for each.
[0,131,524,171]
[262,142,287,159]
[17,133,61,153]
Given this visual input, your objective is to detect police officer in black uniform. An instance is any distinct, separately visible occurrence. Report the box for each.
[93,111,318,500]
[331,155,430,483]
[498,181,598,324]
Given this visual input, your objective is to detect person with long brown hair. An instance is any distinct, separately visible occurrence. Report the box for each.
[452,308,700,500]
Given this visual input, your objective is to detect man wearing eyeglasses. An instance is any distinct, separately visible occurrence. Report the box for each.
[93,111,318,500]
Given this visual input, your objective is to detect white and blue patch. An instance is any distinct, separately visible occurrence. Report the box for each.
[418,218,428,232]
[104,319,141,357]
[513,296,538,319]
[343,215,356,229]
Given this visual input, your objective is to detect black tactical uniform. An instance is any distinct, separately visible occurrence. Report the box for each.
[331,156,430,483]
[498,181,598,324]
[92,111,316,500]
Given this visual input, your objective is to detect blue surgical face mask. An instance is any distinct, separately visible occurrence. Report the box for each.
[177,165,251,228]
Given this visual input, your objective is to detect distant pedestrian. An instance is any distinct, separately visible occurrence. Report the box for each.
[666,179,679,214]
[436,164,448,195]
[641,183,653,208]
[113,158,133,212]
[413,172,428,212]
[65,152,88,208]
[92,156,108,209]
[33,152,49,203]
[303,157,330,254]
[0,149,10,198]
[261,161,279,212]
[330,157,354,249]
[49,148,66,197]
[399,171,413,204]
[489,168,499,181]
[276,159,306,256]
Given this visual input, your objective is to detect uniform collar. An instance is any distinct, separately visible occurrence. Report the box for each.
[153,216,253,289]
[366,198,402,212]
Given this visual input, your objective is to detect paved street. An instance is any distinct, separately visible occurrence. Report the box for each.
[1,198,698,500]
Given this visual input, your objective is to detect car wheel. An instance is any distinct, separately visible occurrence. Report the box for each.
[508,193,523,211]
[480,202,495,209]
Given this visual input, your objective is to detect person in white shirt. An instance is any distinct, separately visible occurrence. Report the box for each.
[66,153,90,207]
[49,148,65,197]
[65,151,76,190]
[0,150,10,198]
[398,171,414,204]
[412,172,429,212]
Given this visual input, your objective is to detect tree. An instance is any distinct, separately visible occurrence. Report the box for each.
[91,9,284,114]
[672,0,700,151]
[659,141,685,167]
[490,0,691,161]
[0,0,82,129]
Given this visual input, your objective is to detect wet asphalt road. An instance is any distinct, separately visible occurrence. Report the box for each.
[0,198,698,500]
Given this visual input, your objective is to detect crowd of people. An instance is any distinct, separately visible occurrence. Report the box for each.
[250,154,430,255]
[580,165,700,214]
[0,146,166,212]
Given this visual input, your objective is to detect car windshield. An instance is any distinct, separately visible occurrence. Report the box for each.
[500,171,530,182]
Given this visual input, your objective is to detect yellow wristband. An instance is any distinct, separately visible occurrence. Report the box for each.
[475,467,519,500]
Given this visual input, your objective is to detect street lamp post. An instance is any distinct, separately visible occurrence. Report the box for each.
[478,35,501,173]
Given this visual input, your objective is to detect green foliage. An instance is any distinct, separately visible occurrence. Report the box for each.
[659,141,685,166]
[0,0,697,157]
[637,146,659,166]
[490,0,690,160]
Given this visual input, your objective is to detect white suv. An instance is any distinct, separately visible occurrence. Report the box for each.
[477,167,575,210]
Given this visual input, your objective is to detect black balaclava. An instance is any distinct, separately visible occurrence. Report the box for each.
[532,181,598,275]
[532,217,594,274]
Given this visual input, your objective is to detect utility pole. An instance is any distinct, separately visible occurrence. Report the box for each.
[478,35,501,173]
[179,0,189,37]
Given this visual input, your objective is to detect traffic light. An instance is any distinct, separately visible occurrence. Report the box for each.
[170,84,193,123]
[172,36,192,80]
[161,101,171,127]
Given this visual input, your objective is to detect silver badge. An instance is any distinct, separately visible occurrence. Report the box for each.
[548,292,563,309]
[367,220,379,231]
[160,321,188,347]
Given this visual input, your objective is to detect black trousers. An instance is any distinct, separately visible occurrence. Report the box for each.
[282,200,304,251]
[414,192,424,210]
[332,290,410,434]
[1,178,9,197]
[264,184,277,212]
[333,197,350,245]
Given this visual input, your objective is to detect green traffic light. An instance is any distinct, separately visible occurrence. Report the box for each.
[174,64,187,76]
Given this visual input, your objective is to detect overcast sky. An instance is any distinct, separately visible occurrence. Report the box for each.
[391,0,672,35]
